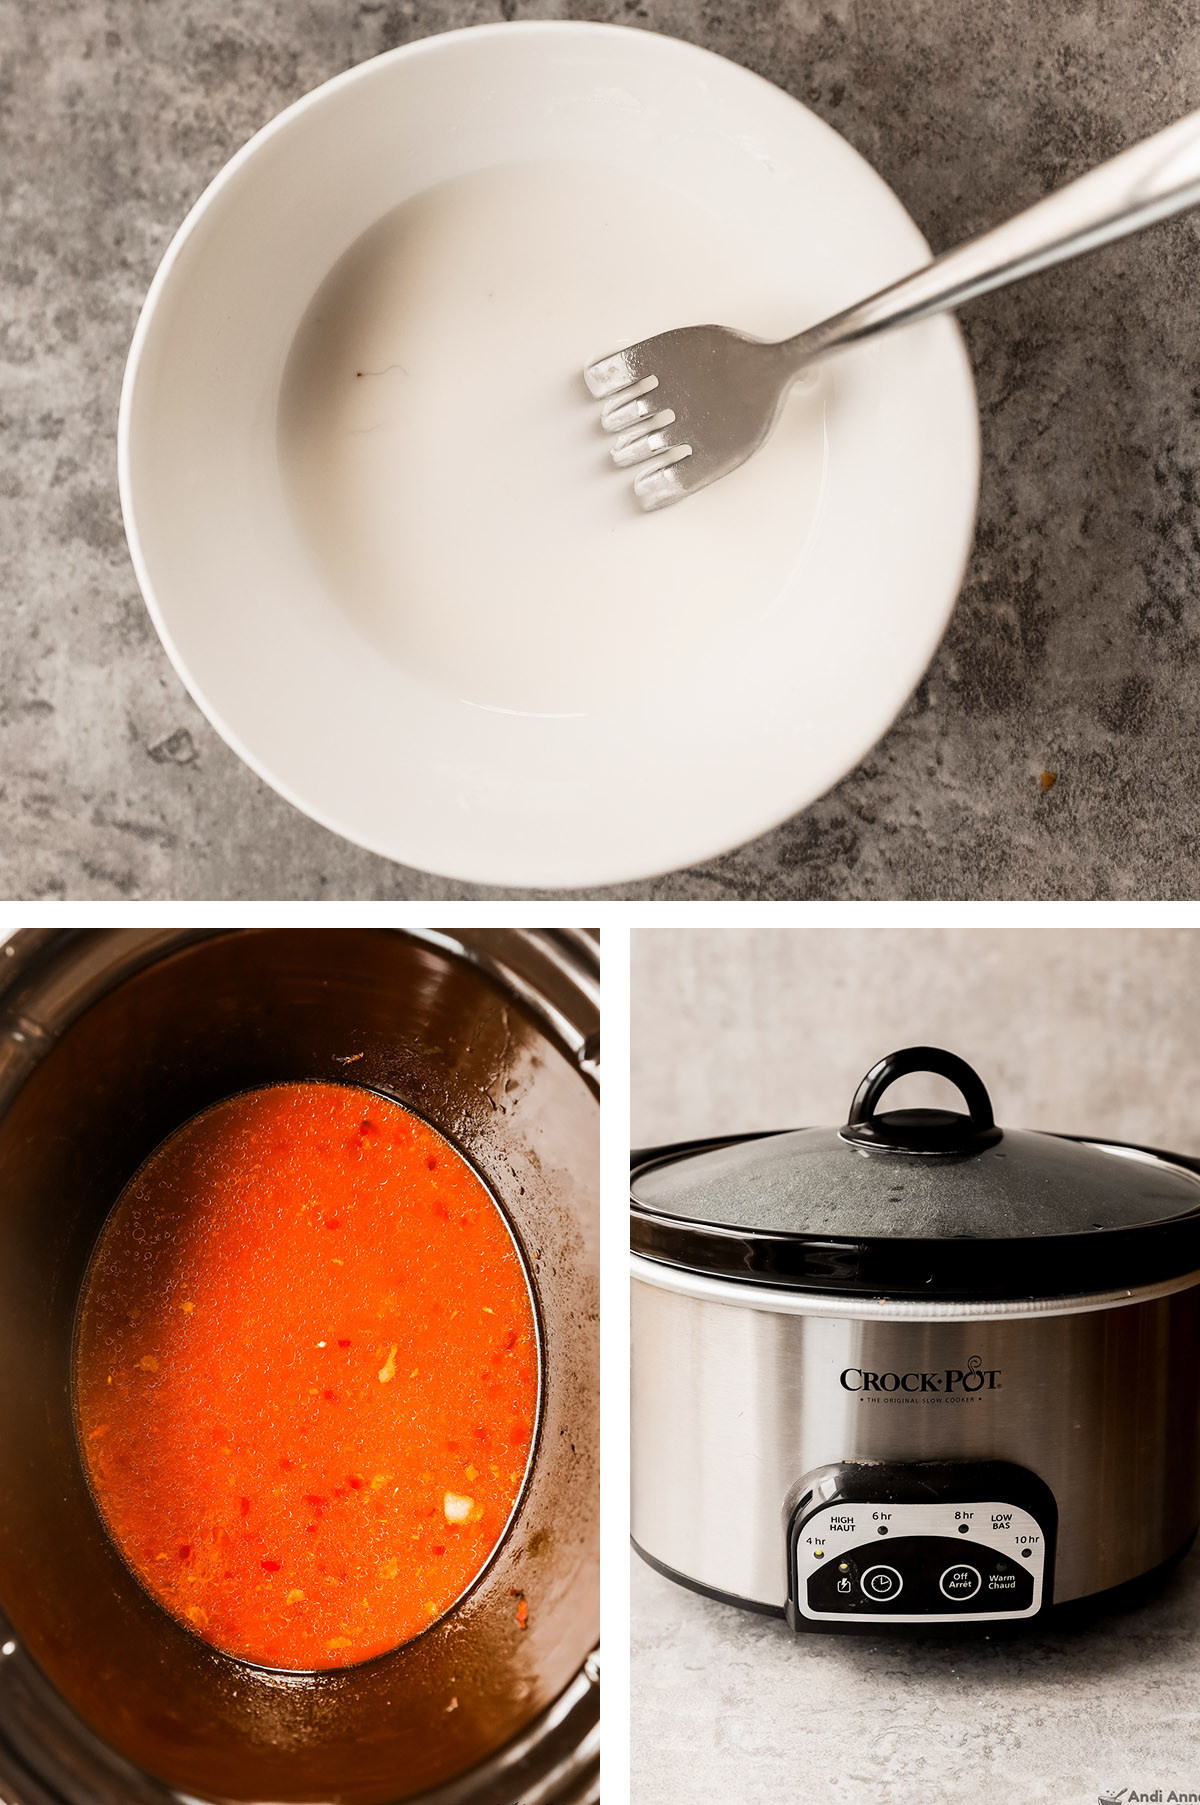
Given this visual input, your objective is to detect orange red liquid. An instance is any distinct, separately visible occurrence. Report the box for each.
[74,1082,538,1670]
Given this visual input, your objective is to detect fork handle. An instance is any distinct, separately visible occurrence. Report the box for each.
[783,105,1200,367]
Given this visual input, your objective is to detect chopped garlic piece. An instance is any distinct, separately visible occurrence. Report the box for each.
[443,1491,474,1523]
[180,1301,194,1314]
[285,1589,305,1604]
[370,1473,391,1491]
[378,1345,397,1384]
[137,1356,158,1372]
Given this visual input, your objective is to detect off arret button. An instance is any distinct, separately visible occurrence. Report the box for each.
[939,1564,982,1600]
[860,1565,903,1600]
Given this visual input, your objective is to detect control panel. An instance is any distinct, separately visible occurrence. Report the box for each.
[785,1461,1056,1631]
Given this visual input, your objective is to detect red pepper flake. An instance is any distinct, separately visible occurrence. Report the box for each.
[304,1495,328,1509]
[323,1389,338,1402]
[432,1544,445,1557]
[261,1559,281,1572]
[511,1591,528,1629]
[337,1338,351,1348]
[474,1425,489,1443]
[279,1457,293,1471]
[361,1120,376,1134]
[325,1218,340,1230]
[1040,770,1057,792]
[503,1329,517,1349]
[178,1544,191,1561]
[240,1497,251,1517]
[347,1475,363,1490]
[426,1157,438,1171]
[211,1426,228,1444]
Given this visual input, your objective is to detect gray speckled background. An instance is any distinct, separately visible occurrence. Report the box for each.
[630,925,1200,1150]
[631,1547,1200,1805]
[5,0,1200,898]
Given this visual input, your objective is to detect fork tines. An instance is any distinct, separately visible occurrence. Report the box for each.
[584,345,693,510]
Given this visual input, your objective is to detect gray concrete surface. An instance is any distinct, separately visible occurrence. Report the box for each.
[630,925,1200,1153]
[630,1545,1200,1805]
[6,1,1200,898]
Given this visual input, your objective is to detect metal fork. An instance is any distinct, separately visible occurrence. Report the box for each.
[585,106,1200,510]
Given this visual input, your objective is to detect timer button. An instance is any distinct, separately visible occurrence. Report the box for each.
[939,1564,982,1600]
[860,1565,903,1600]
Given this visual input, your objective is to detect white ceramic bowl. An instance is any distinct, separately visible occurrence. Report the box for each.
[119,22,979,890]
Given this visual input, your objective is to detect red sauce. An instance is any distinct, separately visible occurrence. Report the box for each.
[74,1082,538,1671]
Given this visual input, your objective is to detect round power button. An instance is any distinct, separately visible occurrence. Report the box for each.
[939,1564,982,1600]
[860,1565,903,1601]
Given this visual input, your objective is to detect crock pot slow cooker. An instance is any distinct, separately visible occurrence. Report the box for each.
[631,1046,1200,1633]
[0,927,599,1805]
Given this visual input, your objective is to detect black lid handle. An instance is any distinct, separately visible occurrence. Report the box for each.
[842,1047,999,1154]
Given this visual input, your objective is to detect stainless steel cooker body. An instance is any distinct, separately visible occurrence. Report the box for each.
[631,1255,1200,1618]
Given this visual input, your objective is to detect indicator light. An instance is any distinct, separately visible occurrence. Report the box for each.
[1021,1547,1032,1559]
[814,1549,824,1559]
[838,1562,849,1572]
[958,1523,970,1534]
[877,1525,889,1535]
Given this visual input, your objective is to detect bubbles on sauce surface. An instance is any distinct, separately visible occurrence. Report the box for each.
[74,1081,538,1671]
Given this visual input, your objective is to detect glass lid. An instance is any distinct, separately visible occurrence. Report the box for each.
[629,1047,1200,1299]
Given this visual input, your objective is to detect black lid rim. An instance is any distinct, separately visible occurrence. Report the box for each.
[629,1132,1200,1301]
